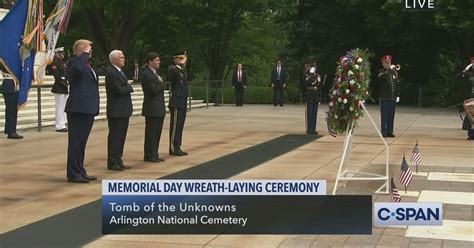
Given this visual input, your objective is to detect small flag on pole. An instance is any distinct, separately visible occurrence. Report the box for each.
[390,177,401,202]
[399,154,413,193]
[411,141,421,173]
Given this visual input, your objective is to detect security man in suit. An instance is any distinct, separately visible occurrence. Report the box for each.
[270,59,289,106]
[105,50,134,171]
[1,67,23,139]
[231,63,247,106]
[65,39,99,183]
[168,51,189,156]
[141,52,167,162]
[377,55,400,138]
[302,63,321,135]
[48,47,69,132]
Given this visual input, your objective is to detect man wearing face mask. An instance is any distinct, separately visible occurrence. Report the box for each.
[168,51,189,156]
[377,55,400,138]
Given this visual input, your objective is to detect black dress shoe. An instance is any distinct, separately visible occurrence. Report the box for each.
[387,134,395,137]
[314,131,319,135]
[144,158,160,162]
[468,136,474,140]
[56,128,68,132]
[108,165,124,171]
[178,150,188,156]
[7,133,23,139]
[159,157,165,161]
[169,151,183,156]
[279,104,284,107]
[83,175,97,181]
[68,177,89,183]
[120,164,132,169]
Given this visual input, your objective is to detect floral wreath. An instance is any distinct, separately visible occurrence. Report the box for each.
[326,48,372,136]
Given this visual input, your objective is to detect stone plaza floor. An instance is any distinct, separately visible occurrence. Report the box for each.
[0,104,473,247]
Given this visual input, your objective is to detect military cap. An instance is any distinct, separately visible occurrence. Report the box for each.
[173,50,187,58]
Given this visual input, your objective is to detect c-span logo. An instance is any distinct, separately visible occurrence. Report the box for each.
[374,202,442,227]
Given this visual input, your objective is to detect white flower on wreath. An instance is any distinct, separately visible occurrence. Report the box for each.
[350,80,355,85]
[354,64,359,70]
[333,90,337,95]
[345,89,350,94]
[335,114,338,119]
[349,106,354,111]
[357,57,363,63]
[329,102,334,106]
[338,98,342,102]
[343,99,348,104]
[348,70,354,76]
[355,112,359,116]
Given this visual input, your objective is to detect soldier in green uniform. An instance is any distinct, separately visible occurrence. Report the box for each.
[377,55,400,138]
[168,51,189,156]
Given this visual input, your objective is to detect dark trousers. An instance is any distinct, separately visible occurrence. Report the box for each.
[2,92,19,135]
[107,117,129,166]
[305,102,319,133]
[67,112,95,179]
[463,117,474,138]
[380,99,396,136]
[273,87,284,106]
[234,86,244,106]
[169,107,187,153]
[144,116,164,160]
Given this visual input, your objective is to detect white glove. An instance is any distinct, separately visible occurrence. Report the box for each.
[390,64,396,70]
[309,67,316,73]
[396,97,400,103]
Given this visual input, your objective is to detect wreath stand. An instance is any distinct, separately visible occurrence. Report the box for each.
[332,103,390,195]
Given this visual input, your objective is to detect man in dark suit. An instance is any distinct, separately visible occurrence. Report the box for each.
[105,50,134,171]
[48,47,69,132]
[141,52,166,162]
[270,59,289,106]
[377,55,400,138]
[462,56,474,140]
[231,63,247,106]
[65,39,99,183]
[1,68,23,139]
[168,51,189,156]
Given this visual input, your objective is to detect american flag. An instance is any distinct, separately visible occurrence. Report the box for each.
[390,177,401,202]
[411,142,421,172]
[399,155,413,187]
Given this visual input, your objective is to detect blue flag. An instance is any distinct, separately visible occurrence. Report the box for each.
[18,51,36,107]
[0,0,29,83]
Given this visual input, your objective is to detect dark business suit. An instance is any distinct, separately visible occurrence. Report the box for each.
[65,52,99,180]
[1,77,19,135]
[270,67,288,106]
[231,69,247,106]
[378,68,399,137]
[141,66,166,160]
[105,66,134,168]
[168,64,188,154]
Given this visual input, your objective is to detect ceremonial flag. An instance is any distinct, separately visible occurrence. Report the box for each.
[399,155,413,192]
[36,0,73,84]
[390,177,401,202]
[411,141,421,173]
[0,0,29,85]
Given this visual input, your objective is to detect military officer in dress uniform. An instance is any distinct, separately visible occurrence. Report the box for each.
[48,47,69,132]
[1,67,23,139]
[168,51,189,156]
[462,56,474,140]
[377,55,400,138]
[302,63,321,135]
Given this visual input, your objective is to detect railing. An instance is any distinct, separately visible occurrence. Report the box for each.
[28,79,223,132]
